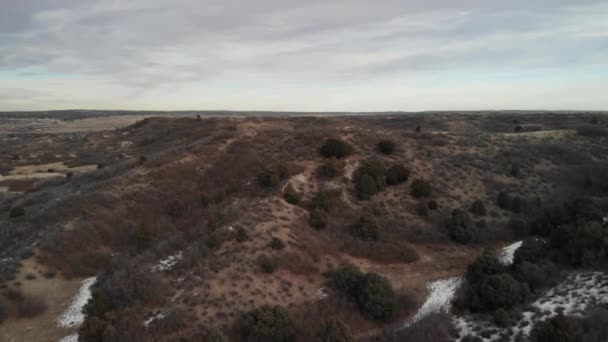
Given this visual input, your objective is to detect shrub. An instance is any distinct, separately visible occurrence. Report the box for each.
[512,261,557,293]
[417,201,429,217]
[283,185,301,205]
[317,160,345,178]
[410,179,431,198]
[320,139,354,159]
[356,174,378,200]
[509,218,528,238]
[85,263,164,318]
[17,296,48,318]
[529,313,580,342]
[465,249,505,285]
[354,273,398,320]
[270,237,286,250]
[349,215,381,241]
[378,140,396,155]
[497,191,511,210]
[447,209,476,244]
[470,200,487,216]
[513,238,547,265]
[475,273,527,311]
[257,170,281,188]
[354,160,386,200]
[317,319,354,342]
[9,206,25,219]
[207,328,227,342]
[385,165,410,185]
[309,209,329,229]
[511,196,525,214]
[258,255,277,274]
[239,306,296,342]
[325,264,365,296]
[0,300,8,323]
[511,162,521,177]
[311,191,332,212]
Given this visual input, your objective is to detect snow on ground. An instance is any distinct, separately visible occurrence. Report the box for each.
[151,251,183,272]
[400,277,463,329]
[57,276,97,328]
[312,287,329,301]
[143,311,166,327]
[57,276,97,342]
[454,272,608,342]
[59,333,79,342]
[498,241,522,265]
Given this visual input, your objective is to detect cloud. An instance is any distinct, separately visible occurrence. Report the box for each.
[0,0,607,110]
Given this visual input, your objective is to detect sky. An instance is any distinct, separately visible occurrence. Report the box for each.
[0,0,607,112]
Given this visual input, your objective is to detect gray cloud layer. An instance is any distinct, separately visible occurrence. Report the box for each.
[0,0,607,110]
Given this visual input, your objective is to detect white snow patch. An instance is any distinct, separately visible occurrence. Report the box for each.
[57,277,97,328]
[498,241,522,265]
[402,277,463,329]
[312,287,329,301]
[151,251,183,272]
[454,272,608,342]
[59,333,79,342]
[143,311,166,327]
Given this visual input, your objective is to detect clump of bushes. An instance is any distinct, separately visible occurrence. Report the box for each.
[386,165,410,185]
[349,215,380,241]
[320,139,354,159]
[309,208,329,230]
[9,206,25,219]
[239,306,296,342]
[576,124,608,137]
[282,185,300,205]
[470,199,487,216]
[325,264,398,321]
[447,209,477,244]
[410,179,431,198]
[353,160,386,200]
[378,140,396,155]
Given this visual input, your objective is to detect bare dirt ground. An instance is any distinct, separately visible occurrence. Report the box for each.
[0,257,82,342]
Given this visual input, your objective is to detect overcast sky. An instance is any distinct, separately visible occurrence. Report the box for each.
[1,0,607,111]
